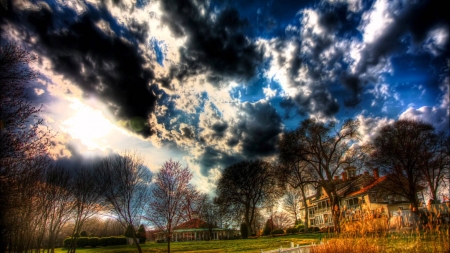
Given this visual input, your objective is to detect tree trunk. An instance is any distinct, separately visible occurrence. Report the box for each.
[167,235,171,253]
[132,234,142,253]
[331,197,340,233]
[300,186,308,230]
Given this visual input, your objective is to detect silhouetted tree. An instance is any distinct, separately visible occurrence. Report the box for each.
[283,188,302,226]
[144,159,195,253]
[418,132,449,202]
[94,152,151,253]
[137,224,146,244]
[215,160,280,236]
[0,43,52,253]
[277,119,361,232]
[68,166,103,253]
[368,120,446,210]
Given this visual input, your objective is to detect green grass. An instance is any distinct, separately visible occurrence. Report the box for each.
[55,234,320,253]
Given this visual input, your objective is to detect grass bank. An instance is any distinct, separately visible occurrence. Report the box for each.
[56,234,320,253]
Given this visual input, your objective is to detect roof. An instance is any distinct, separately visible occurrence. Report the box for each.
[175,218,217,230]
[346,175,388,197]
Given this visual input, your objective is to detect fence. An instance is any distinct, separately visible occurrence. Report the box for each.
[261,242,315,253]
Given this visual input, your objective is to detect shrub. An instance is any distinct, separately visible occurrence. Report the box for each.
[77,237,89,247]
[286,227,298,234]
[88,237,99,247]
[240,223,249,239]
[124,225,135,238]
[309,227,320,233]
[137,224,147,244]
[299,228,305,233]
[271,228,285,235]
[80,231,88,237]
[63,237,71,248]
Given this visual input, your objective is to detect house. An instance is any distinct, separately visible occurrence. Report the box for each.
[299,167,426,229]
[152,214,239,242]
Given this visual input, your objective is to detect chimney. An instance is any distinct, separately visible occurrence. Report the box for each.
[373,168,379,179]
[334,176,339,180]
[342,172,348,181]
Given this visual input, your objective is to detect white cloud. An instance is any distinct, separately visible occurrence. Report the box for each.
[359,0,393,44]
[423,25,449,56]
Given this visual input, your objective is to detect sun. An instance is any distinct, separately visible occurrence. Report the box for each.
[62,100,113,150]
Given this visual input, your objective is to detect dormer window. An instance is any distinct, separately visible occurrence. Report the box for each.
[344,166,357,178]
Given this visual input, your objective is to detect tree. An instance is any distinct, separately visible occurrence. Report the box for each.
[368,120,445,210]
[283,188,301,226]
[137,224,146,244]
[197,194,219,240]
[278,119,361,232]
[271,211,293,230]
[215,160,280,236]
[67,166,103,253]
[0,43,52,253]
[94,152,151,253]
[417,132,449,202]
[37,165,73,253]
[144,159,195,253]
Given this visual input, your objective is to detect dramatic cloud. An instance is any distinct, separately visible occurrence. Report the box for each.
[4,1,157,137]
[2,0,448,192]
[157,0,264,88]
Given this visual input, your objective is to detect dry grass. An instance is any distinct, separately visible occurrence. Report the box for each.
[311,224,450,253]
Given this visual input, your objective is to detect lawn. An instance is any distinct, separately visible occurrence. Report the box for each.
[56,234,320,253]
[55,229,449,253]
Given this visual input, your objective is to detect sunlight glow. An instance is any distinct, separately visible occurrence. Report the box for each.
[62,100,113,150]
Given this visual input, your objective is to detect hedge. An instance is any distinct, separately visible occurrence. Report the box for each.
[64,236,127,248]
[271,228,285,235]
[286,227,298,234]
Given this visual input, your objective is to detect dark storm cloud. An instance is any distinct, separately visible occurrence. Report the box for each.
[157,0,264,88]
[193,100,283,176]
[3,1,157,137]
[236,101,283,157]
[354,0,450,76]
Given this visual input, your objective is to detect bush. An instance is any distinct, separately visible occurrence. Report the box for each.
[271,228,285,235]
[299,228,305,233]
[88,237,99,247]
[77,237,89,247]
[308,227,320,233]
[240,223,249,239]
[137,224,147,244]
[64,236,126,248]
[286,227,298,234]
[80,231,88,237]
[124,225,135,238]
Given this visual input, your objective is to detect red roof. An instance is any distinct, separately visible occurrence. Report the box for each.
[346,175,388,197]
[175,219,216,230]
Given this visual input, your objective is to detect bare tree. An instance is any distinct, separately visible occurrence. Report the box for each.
[0,43,52,252]
[144,159,194,253]
[215,160,281,236]
[94,152,152,253]
[283,187,301,226]
[277,119,361,232]
[197,194,218,240]
[418,132,449,202]
[67,166,103,253]
[368,120,444,210]
[272,211,293,230]
[36,165,73,253]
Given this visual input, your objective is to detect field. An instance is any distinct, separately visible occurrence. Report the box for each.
[55,229,450,253]
[57,234,319,253]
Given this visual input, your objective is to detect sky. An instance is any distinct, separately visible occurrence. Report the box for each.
[1,0,449,193]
